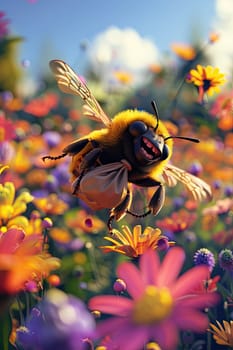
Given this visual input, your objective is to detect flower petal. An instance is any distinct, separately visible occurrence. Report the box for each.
[139,248,160,285]
[173,307,209,332]
[157,247,185,287]
[117,261,145,299]
[111,323,149,350]
[149,319,178,350]
[176,292,219,309]
[172,265,210,297]
[94,316,130,339]
[0,228,25,253]
[88,295,132,316]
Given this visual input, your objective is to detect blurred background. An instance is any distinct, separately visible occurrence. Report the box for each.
[0,2,233,349]
[1,0,233,97]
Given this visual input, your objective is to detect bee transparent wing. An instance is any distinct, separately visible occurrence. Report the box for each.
[163,164,212,201]
[49,60,111,127]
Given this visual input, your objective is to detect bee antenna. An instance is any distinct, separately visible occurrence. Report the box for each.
[151,100,159,131]
[164,136,200,143]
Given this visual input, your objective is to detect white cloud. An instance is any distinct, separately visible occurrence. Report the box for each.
[208,0,233,79]
[88,27,160,87]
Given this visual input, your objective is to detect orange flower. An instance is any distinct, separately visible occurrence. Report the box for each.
[24,92,58,117]
[0,227,60,294]
[209,320,233,347]
[209,32,220,44]
[171,43,196,60]
[65,209,105,234]
[156,209,197,234]
[49,227,72,244]
[100,225,175,257]
[113,70,133,84]
[33,193,68,215]
[149,63,162,73]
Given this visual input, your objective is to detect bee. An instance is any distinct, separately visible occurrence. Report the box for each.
[43,60,212,232]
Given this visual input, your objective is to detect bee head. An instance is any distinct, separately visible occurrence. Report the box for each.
[127,101,199,166]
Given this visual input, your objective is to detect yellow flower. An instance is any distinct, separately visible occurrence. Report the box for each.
[171,43,196,60]
[49,227,72,244]
[0,182,33,231]
[187,65,226,102]
[146,342,161,350]
[113,70,133,85]
[33,193,68,215]
[100,225,175,258]
[209,320,233,347]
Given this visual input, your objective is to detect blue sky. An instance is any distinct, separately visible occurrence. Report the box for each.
[2,0,217,79]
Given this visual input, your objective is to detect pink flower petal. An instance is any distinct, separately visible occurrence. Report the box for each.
[139,248,160,285]
[94,316,129,339]
[88,295,132,316]
[117,261,145,299]
[172,265,210,298]
[111,323,149,350]
[173,307,209,332]
[0,228,25,254]
[150,320,179,350]
[157,246,185,287]
[176,292,219,309]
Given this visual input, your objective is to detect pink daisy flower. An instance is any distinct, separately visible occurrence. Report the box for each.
[89,247,219,350]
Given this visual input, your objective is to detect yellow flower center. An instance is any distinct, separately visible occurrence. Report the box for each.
[132,286,173,325]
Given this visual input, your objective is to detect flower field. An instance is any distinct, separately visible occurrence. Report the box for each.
[0,11,233,350]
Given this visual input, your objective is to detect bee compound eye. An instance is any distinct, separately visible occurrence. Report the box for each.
[161,144,170,160]
[129,121,148,136]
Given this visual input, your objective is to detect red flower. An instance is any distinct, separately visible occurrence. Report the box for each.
[156,209,197,234]
[0,112,16,142]
[24,93,58,117]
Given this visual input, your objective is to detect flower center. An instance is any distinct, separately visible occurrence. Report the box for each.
[132,285,173,325]
[203,79,212,91]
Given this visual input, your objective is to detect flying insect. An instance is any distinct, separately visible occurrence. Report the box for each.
[43,60,212,232]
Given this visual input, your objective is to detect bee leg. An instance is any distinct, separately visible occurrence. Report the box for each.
[108,188,132,234]
[126,178,162,217]
[63,138,89,155]
[72,147,102,194]
[148,184,166,215]
[42,139,93,163]
[107,214,115,235]
[42,153,67,162]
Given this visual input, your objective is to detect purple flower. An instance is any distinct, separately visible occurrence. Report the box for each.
[193,248,215,272]
[188,162,203,176]
[172,197,185,210]
[212,180,221,190]
[224,186,233,197]
[52,163,70,186]
[218,249,233,271]
[0,141,15,162]
[113,278,127,293]
[17,289,95,350]
[44,174,59,192]
[57,238,85,252]
[43,131,61,148]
